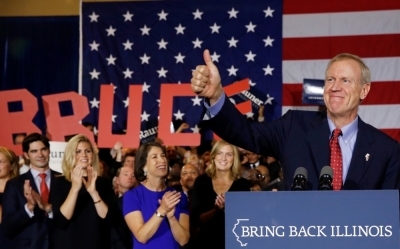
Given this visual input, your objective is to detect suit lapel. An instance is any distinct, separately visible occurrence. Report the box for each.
[306,113,331,175]
[26,169,40,193]
[344,118,374,188]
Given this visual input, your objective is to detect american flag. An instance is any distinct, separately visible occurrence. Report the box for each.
[281,0,400,141]
[80,0,400,144]
[80,0,282,145]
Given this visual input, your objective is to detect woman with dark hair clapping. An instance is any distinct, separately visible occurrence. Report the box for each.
[123,141,189,249]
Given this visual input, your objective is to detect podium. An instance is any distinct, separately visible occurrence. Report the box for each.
[225,190,399,249]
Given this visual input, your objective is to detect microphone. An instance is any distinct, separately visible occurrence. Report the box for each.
[318,166,333,190]
[291,167,308,191]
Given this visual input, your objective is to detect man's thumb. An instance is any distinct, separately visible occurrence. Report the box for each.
[203,49,215,69]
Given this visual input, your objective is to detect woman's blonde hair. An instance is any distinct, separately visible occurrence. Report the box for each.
[205,140,241,180]
[62,134,99,182]
[0,147,20,179]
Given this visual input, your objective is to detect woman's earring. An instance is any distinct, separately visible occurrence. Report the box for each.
[144,170,147,177]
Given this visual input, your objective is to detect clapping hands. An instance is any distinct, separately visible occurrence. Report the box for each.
[158,191,181,219]
[71,165,97,194]
[214,194,225,210]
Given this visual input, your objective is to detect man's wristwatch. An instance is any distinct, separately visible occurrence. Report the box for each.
[155,211,165,218]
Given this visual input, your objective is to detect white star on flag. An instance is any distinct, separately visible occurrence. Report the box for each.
[192,38,203,48]
[106,54,117,65]
[158,10,168,20]
[142,82,151,92]
[123,68,134,78]
[157,67,168,78]
[93,126,98,136]
[89,69,100,79]
[227,65,238,76]
[89,12,99,22]
[110,83,117,93]
[210,23,221,33]
[210,51,221,62]
[140,25,151,35]
[175,53,185,63]
[106,26,116,36]
[123,97,129,107]
[246,112,254,119]
[191,96,202,106]
[192,9,203,19]
[90,97,100,108]
[191,125,201,133]
[157,39,168,49]
[264,94,274,105]
[122,40,133,50]
[89,41,100,51]
[112,115,117,123]
[245,22,256,33]
[227,37,238,47]
[263,65,274,76]
[141,111,150,122]
[263,36,274,47]
[174,110,185,120]
[227,8,239,18]
[249,79,256,86]
[245,51,256,62]
[175,24,185,34]
[264,7,274,17]
[140,53,151,64]
[123,11,133,21]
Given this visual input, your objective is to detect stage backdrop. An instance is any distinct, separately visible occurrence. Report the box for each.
[1,0,400,145]
[80,0,400,142]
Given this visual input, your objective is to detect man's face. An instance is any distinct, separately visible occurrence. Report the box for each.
[14,134,25,145]
[324,59,370,120]
[118,167,136,190]
[256,165,270,186]
[166,146,178,160]
[246,169,263,182]
[180,164,199,191]
[24,141,50,171]
[123,156,135,167]
[245,151,260,164]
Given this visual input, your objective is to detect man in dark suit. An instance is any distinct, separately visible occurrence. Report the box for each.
[2,133,58,249]
[190,50,400,191]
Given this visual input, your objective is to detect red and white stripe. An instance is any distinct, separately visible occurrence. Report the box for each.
[282,0,400,141]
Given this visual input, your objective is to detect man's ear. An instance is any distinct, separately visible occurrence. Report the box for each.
[360,83,371,101]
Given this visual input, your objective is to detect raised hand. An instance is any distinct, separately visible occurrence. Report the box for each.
[71,165,84,191]
[214,194,225,210]
[175,123,190,133]
[158,191,181,215]
[31,190,51,212]
[191,49,224,105]
[24,180,37,210]
[82,165,97,194]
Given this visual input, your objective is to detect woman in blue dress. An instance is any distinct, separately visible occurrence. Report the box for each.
[123,141,189,249]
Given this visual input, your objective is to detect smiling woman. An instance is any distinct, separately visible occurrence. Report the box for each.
[50,134,114,249]
[190,140,251,249]
[123,141,190,249]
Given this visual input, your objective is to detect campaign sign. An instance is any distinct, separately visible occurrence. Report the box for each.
[302,78,325,105]
[226,191,399,249]
[49,141,67,173]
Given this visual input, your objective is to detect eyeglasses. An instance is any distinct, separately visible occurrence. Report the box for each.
[252,174,265,179]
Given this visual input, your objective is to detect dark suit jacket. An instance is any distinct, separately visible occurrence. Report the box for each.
[208,97,400,190]
[2,169,58,249]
